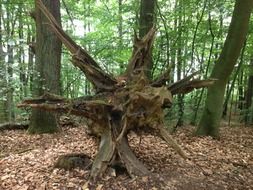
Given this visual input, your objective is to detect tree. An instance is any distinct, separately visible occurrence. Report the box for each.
[245,57,253,124]
[0,2,17,123]
[175,0,184,128]
[6,4,15,122]
[196,0,253,138]
[19,0,214,179]
[0,2,8,123]
[222,41,246,118]
[139,0,156,78]
[28,0,62,134]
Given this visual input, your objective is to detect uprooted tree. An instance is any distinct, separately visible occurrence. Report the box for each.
[18,0,215,180]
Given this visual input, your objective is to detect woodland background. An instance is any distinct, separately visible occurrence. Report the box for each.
[0,0,252,128]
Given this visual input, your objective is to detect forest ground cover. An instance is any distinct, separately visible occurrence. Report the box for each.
[0,120,252,190]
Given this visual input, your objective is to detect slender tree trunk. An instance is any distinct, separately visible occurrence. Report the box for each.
[245,57,253,125]
[118,0,124,73]
[175,0,184,128]
[223,40,246,118]
[188,0,207,72]
[18,4,27,99]
[156,1,171,76]
[196,0,253,138]
[83,0,91,95]
[6,7,15,122]
[28,32,35,93]
[28,0,62,134]
[238,69,245,110]
[7,43,15,121]
[191,9,215,126]
[0,3,8,123]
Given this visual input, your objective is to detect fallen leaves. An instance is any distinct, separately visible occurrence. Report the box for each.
[0,124,252,189]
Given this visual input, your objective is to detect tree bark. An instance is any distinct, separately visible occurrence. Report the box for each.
[245,57,253,124]
[222,41,246,118]
[0,3,8,123]
[175,0,184,128]
[138,0,156,78]
[28,0,62,134]
[5,3,15,122]
[196,0,253,138]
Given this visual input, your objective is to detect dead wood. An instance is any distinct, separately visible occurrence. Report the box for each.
[117,136,150,178]
[151,69,171,87]
[168,71,216,95]
[18,93,115,123]
[20,0,215,180]
[90,127,115,179]
[36,0,117,91]
[0,123,29,131]
[158,125,188,159]
[125,27,156,79]
[54,153,92,170]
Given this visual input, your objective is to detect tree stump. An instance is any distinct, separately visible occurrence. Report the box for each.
[18,0,215,180]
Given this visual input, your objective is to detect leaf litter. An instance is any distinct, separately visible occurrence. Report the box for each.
[0,122,252,190]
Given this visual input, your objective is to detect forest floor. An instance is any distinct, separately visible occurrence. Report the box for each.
[0,120,252,190]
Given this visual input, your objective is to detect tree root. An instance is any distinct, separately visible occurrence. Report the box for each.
[159,125,188,159]
[90,125,150,179]
[90,128,115,179]
[117,136,149,178]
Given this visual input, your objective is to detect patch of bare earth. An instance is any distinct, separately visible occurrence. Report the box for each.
[0,124,252,190]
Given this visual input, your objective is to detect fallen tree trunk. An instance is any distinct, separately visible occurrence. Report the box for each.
[19,0,215,180]
[0,123,29,131]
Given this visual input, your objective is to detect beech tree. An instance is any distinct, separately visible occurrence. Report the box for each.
[19,0,214,179]
[245,57,253,124]
[196,0,253,138]
[0,2,8,123]
[138,0,156,78]
[28,0,62,134]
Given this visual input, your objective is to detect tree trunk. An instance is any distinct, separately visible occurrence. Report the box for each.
[222,40,246,118]
[28,33,35,93]
[117,0,124,74]
[6,43,15,122]
[28,0,62,134]
[0,3,8,123]
[138,0,156,78]
[175,0,184,128]
[196,0,253,138]
[237,69,245,110]
[18,4,28,99]
[245,57,253,125]
[6,4,15,122]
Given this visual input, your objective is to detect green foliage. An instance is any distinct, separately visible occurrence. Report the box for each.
[0,0,252,126]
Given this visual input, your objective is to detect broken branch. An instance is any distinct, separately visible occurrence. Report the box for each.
[168,71,216,95]
[158,125,188,159]
[36,0,117,91]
